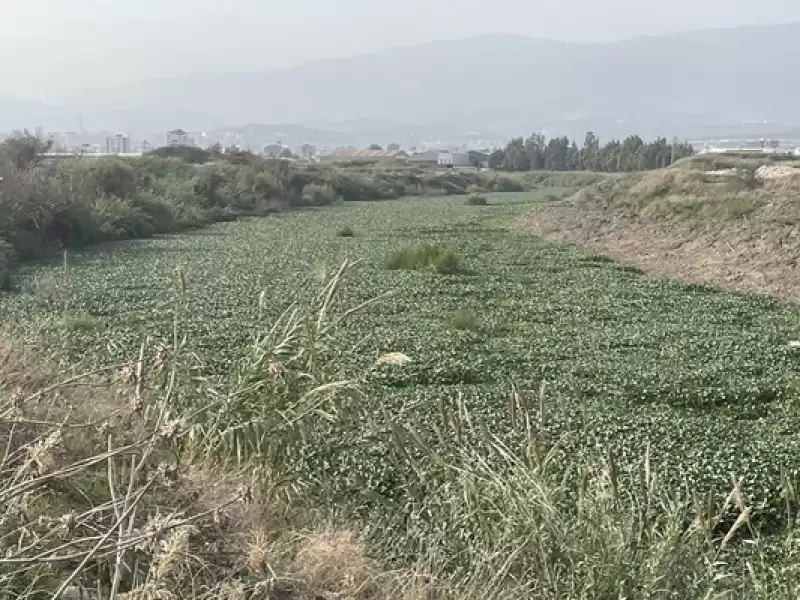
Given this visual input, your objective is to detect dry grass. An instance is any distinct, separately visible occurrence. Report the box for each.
[521,160,800,301]
[0,331,50,392]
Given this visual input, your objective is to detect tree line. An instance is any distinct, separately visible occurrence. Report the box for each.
[489,132,694,172]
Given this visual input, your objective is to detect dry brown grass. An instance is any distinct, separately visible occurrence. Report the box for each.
[0,329,447,600]
[0,331,51,392]
[520,160,800,301]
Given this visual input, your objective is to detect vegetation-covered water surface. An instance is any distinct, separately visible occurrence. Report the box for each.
[4,190,800,597]
[5,190,800,501]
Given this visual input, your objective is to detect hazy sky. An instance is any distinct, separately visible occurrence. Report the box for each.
[3,0,800,100]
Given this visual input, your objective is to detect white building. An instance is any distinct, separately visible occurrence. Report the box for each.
[437,150,490,169]
[439,152,469,168]
[106,134,131,154]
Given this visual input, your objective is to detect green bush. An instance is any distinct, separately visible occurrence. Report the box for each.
[86,159,138,198]
[331,172,386,201]
[466,193,488,206]
[146,145,211,164]
[302,183,339,206]
[88,196,151,240]
[336,225,355,238]
[386,243,462,274]
[131,191,177,234]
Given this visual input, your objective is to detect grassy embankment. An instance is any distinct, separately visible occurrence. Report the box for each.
[2,189,800,597]
[523,153,800,300]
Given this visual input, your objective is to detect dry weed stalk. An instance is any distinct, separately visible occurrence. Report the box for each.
[0,335,246,599]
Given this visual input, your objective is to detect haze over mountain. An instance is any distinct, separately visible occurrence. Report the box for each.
[5,22,800,141]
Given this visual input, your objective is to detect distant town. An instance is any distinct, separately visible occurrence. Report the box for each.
[5,125,800,168]
[0,125,505,166]
[694,137,800,156]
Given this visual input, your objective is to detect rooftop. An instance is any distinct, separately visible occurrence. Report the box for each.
[324,148,407,158]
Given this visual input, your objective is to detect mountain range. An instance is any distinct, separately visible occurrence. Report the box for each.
[4,23,800,142]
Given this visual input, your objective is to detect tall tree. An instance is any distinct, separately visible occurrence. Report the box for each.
[0,130,53,170]
[581,131,600,171]
[487,131,693,174]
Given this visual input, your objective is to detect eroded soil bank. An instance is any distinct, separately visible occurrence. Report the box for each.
[520,192,800,302]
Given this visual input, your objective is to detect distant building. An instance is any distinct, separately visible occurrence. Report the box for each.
[437,150,490,169]
[438,151,470,168]
[320,148,408,164]
[407,150,441,166]
[165,129,194,147]
[106,134,131,154]
[299,144,317,159]
[263,143,287,158]
[468,150,490,168]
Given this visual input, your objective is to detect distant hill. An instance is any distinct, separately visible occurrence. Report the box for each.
[0,98,79,133]
[0,98,220,137]
[68,23,800,139]
[4,24,800,142]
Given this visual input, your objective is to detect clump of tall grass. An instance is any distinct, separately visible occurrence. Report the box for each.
[385,243,462,274]
[466,193,488,206]
[370,386,780,599]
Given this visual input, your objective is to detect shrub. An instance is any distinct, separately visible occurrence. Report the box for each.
[302,183,339,206]
[386,243,462,274]
[146,145,211,164]
[487,175,524,192]
[336,225,355,238]
[466,193,488,206]
[132,191,177,233]
[331,172,385,201]
[87,158,138,198]
[88,195,151,240]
